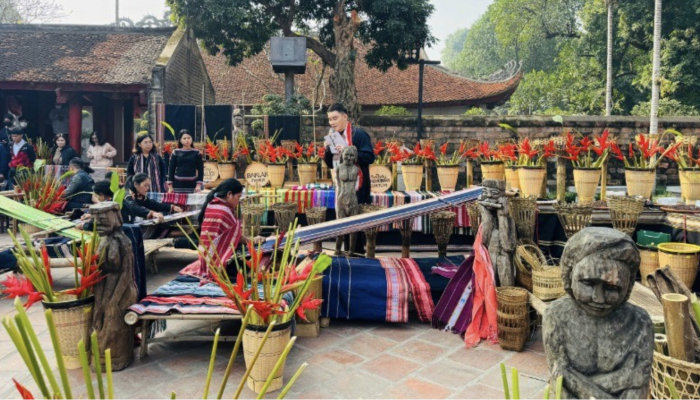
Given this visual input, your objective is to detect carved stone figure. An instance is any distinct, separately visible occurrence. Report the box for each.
[233,109,253,177]
[334,145,359,255]
[543,227,653,399]
[92,202,138,371]
[479,179,517,286]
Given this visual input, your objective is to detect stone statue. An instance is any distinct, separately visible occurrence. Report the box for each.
[478,179,516,286]
[233,108,253,177]
[334,145,359,255]
[543,228,653,399]
[92,202,138,371]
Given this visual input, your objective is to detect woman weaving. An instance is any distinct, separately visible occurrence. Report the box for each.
[182,179,264,280]
[120,173,183,240]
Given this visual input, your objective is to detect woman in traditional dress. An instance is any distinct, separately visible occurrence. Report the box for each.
[166,129,204,193]
[126,134,166,193]
[122,173,182,225]
[62,158,95,211]
[78,180,113,231]
[87,132,117,168]
[50,133,79,166]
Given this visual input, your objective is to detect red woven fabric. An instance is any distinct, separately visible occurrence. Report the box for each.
[464,227,498,348]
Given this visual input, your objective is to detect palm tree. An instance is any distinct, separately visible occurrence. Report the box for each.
[650,0,662,134]
[605,0,615,116]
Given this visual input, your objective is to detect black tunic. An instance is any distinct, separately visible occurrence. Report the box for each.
[324,126,375,204]
[167,148,204,189]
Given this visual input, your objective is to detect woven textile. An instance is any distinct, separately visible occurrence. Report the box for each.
[147,192,207,210]
[464,228,499,348]
[432,255,475,334]
[380,257,435,323]
[189,197,242,280]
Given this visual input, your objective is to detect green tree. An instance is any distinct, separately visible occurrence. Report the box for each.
[441,28,468,70]
[167,0,436,121]
[374,105,411,116]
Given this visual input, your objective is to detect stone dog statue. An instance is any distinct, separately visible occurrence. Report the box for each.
[478,179,517,286]
[334,145,360,255]
[543,227,653,399]
[92,202,138,371]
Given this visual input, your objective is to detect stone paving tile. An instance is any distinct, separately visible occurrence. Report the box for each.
[416,329,466,349]
[342,331,397,358]
[306,348,364,373]
[318,369,394,399]
[446,345,509,371]
[362,354,421,382]
[324,319,373,338]
[478,366,548,398]
[451,383,507,399]
[417,359,482,389]
[390,339,450,364]
[294,330,347,353]
[369,323,423,342]
[504,350,550,380]
[381,377,453,399]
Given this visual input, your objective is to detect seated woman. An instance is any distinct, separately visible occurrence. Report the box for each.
[123,173,183,224]
[182,179,263,279]
[62,158,95,212]
[78,180,113,231]
[51,134,79,166]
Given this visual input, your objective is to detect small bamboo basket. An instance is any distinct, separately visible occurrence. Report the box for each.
[481,162,505,182]
[553,203,593,238]
[657,243,700,289]
[241,203,265,237]
[360,204,385,258]
[42,295,94,369]
[505,167,520,191]
[466,201,482,235]
[514,244,547,292]
[270,202,297,232]
[243,322,292,393]
[297,163,317,186]
[510,196,538,242]
[651,350,700,399]
[306,207,327,252]
[625,168,656,199]
[607,196,645,236]
[639,246,660,287]
[267,164,286,188]
[496,287,530,352]
[217,162,235,180]
[532,266,565,301]
[430,211,456,258]
[437,166,459,191]
[402,163,424,191]
[518,167,546,199]
[679,169,700,205]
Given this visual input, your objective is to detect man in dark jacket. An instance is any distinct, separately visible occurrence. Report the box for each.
[8,128,36,190]
[323,103,375,204]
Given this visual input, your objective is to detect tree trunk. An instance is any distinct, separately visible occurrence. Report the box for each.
[329,8,362,121]
[605,1,614,117]
[650,0,662,134]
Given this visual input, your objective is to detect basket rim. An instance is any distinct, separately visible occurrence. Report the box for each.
[658,242,700,254]
[573,166,602,171]
[481,161,505,165]
[625,167,656,172]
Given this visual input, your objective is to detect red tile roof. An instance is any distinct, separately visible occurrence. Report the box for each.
[202,43,521,108]
[0,24,175,86]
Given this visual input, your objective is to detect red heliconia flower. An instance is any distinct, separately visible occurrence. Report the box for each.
[41,245,52,286]
[542,140,556,158]
[374,140,386,155]
[629,143,635,159]
[596,129,610,150]
[233,272,254,300]
[245,300,285,322]
[462,147,478,159]
[518,138,538,159]
[458,142,466,155]
[610,143,624,161]
[246,241,262,272]
[222,146,229,160]
[13,379,34,399]
[440,142,448,156]
[318,146,325,158]
[578,137,593,151]
[295,292,323,322]
[64,270,106,297]
[1,275,35,299]
[24,292,44,309]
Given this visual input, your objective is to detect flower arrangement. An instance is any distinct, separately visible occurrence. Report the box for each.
[258,140,295,165]
[435,142,467,166]
[497,143,519,166]
[562,130,612,169]
[462,142,502,163]
[33,138,51,160]
[1,227,105,308]
[15,165,70,214]
[516,138,555,167]
[372,140,400,165]
[233,134,252,163]
[162,142,174,156]
[611,132,680,170]
[294,142,321,164]
[204,138,230,163]
[401,142,436,165]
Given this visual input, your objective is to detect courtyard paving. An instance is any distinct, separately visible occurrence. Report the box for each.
[0,245,549,399]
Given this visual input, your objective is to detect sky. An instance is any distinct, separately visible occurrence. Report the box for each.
[53,0,491,59]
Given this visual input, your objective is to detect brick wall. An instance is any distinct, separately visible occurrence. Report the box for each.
[302,115,700,190]
[163,30,215,105]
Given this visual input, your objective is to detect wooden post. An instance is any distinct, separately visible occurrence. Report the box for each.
[425,160,432,191]
[557,157,566,202]
[392,163,398,191]
[601,158,608,200]
[466,161,473,188]
[662,293,694,362]
[400,219,412,258]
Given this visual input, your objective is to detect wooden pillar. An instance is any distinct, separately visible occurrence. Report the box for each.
[425,160,432,191]
[600,158,608,200]
[68,98,82,154]
[392,163,398,191]
[400,219,412,258]
[662,293,694,362]
[466,161,473,187]
[557,157,566,202]
[123,99,134,164]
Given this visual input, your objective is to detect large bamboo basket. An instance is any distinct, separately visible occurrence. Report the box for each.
[243,321,292,393]
[532,266,565,301]
[481,162,505,182]
[241,203,265,237]
[625,168,656,198]
[608,196,645,236]
[267,164,286,188]
[466,201,481,235]
[514,244,547,292]
[651,350,700,399]
[553,203,593,238]
[430,211,456,258]
[437,166,459,191]
[505,167,520,191]
[218,162,235,180]
[496,287,530,352]
[639,246,660,287]
[680,169,700,205]
[573,168,601,205]
[42,295,94,369]
[657,243,700,289]
[402,163,424,191]
[297,163,317,186]
[518,167,546,199]
[271,202,297,232]
[510,196,538,241]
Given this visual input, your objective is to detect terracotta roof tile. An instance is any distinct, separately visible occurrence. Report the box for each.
[0,25,175,86]
[202,42,521,108]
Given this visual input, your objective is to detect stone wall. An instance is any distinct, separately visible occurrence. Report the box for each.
[302,115,700,190]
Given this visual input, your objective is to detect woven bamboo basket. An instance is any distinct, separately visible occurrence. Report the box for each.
[402,163,424,191]
[271,202,297,232]
[306,206,327,252]
[657,242,700,289]
[607,196,645,236]
[496,287,530,352]
[514,244,547,292]
[510,196,538,241]
[481,162,505,182]
[639,247,660,287]
[651,350,700,399]
[505,167,520,191]
[437,166,459,191]
[625,168,656,198]
[42,295,94,369]
[680,169,700,205]
[532,266,565,301]
[518,167,547,199]
[553,203,593,238]
[573,168,601,205]
[360,204,385,258]
[466,201,482,235]
[297,163,317,186]
[267,164,286,188]
[241,203,265,237]
[217,162,235,180]
[243,321,292,393]
[430,211,456,258]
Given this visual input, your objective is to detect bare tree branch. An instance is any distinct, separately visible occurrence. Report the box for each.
[1,0,66,23]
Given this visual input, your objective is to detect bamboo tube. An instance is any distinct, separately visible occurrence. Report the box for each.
[600,158,608,199]
[654,333,668,355]
[662,293,695,362]
[556,158,566,203]
[425,160,432,191]
[500,363,510,400]
[466,161,473,188]
[392,163,398,191]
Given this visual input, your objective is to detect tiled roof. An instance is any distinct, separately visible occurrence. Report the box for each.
[202,43,521,108]
[0,24,175,86]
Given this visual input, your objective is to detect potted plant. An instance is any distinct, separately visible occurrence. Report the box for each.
[562,130,612,205]
[294,142,321,186]
[259,140,295,188]
[497,142,520,190]
[2,227,105,369]
[435,141,466,191]
[664,134,699,204]
[32,138,51,161]
[397,142,436,191]
[516,138,555,198]
[466,142,505,182]
[206,138,234,180]
[14,164,70,234]
[611,132,680,199]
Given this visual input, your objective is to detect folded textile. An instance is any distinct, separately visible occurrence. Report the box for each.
[431,255,475,334]
[464,227,498,348]
[379,257,434,323]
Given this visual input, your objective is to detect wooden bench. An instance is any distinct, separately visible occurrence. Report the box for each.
[143,239,173,274]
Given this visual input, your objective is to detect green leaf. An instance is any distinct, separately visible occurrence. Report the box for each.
[110,171,120,194]
[312,254,332,274]
[59,170,75,181]
[33,159,45,172]
[552,115,564,125]
[161,121,175,137]
[113,188,125,209]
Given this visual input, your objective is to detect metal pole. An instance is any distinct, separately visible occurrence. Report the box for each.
[285,72,294,103]
[417,60,424,141]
